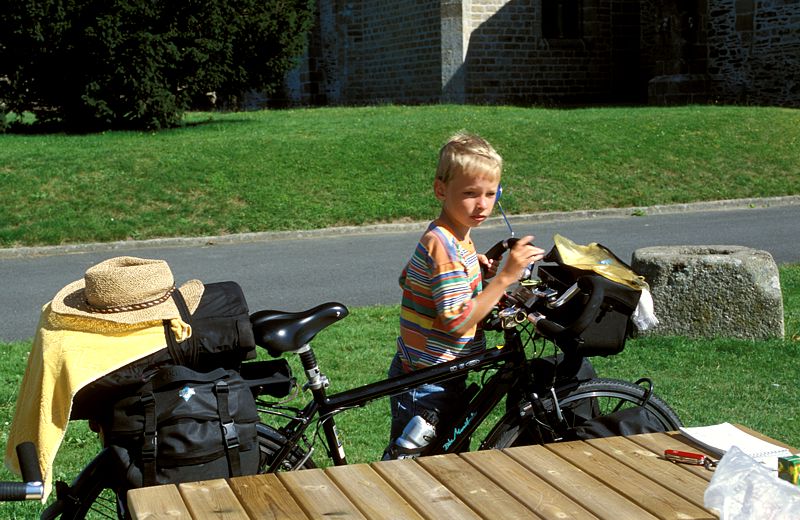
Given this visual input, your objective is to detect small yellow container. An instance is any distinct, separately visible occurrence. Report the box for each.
[778,454,800,485]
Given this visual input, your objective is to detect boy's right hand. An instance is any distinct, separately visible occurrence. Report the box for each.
[501,235,545,283]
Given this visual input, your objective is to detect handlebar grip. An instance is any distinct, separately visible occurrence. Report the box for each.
[0,482,38,501]
[0,443,44,501]
[17,442,42,485]
[485,238,520,260]
[534,317,566,338]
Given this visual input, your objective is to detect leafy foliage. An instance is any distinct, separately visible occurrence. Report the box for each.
[0,0,314,132]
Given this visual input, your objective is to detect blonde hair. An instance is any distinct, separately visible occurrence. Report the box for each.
[436,132,503,184]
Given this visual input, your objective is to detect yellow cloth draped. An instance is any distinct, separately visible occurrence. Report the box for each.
[552,233,648,290]
[4,304,191,502]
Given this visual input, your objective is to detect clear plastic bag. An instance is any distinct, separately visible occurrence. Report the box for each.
[704,446,800,519]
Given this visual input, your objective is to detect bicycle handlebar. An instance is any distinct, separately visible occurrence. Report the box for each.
[0,442,44,501]
[487,237,641,356]
[484,237,521,261]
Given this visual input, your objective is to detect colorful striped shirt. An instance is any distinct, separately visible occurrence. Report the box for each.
[396,220,485,371]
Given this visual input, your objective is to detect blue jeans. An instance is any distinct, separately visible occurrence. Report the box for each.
[386,353,467,445]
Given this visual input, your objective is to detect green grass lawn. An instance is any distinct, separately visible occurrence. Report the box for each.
[1,104,798,518]
[1,104,798,247]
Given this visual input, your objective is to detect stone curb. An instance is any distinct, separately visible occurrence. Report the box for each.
[1,195,798,259]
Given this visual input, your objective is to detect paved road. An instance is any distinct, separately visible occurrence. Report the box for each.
[2,198,798,341]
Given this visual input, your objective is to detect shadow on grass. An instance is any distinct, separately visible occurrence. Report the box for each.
[2,111,259,136]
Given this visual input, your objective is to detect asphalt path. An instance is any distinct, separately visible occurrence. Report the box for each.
[1,198,798,341]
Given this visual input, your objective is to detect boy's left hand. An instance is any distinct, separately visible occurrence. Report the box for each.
[478,254,499,278]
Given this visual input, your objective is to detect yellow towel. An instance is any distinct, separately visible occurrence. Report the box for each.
[4,304,192,502]
[552,234,648,290]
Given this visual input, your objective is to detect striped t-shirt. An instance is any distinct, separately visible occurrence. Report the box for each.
[396,221,484,371]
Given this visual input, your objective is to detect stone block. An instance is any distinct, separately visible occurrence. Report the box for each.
[631,245,784,340]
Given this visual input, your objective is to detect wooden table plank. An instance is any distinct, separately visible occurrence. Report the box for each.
[178,479,250,519]
[127,484,192,519]
[371,459,483,519]
[228,473,310,520]
[460,449,600,520]
[417,453,542,520]
[325,464,426,520]
[547,441,714,520]
[504,444,661,520]
[628,432,715,481]
[586,435,714,510]
[278,468,367,519]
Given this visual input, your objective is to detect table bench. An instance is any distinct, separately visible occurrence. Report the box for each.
[126,430,787,519]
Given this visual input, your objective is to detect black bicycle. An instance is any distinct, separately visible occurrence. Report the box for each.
[41,237,682,519]
[249,237,682,473]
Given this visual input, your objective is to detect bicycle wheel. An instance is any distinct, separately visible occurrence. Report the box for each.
[39,449,122,520]
[482,377,683,449]
[42,425,313,520]
[256,423,317,472]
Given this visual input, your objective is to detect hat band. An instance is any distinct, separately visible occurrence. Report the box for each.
[84,285,177,314]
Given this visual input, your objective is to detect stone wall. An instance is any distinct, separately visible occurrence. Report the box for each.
[640,0,800,106]
[287,0,643,106]
[464,0,619,104]
[705,0,800,106]
[286,1,442,105]
[284,0,799,107]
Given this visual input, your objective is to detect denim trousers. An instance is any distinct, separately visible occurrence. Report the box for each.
[386,353,467,444]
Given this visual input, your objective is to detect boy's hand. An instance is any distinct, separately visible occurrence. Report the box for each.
[502,235,545,281]
[478,254,499,279]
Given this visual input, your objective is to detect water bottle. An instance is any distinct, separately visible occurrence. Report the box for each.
[393,409,438,459]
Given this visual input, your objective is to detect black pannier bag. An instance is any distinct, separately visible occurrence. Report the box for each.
[535,234,645,357]
[565,405,670,440]
[104,365,260,488]
[70,281,293,488]
[537,265,641,357]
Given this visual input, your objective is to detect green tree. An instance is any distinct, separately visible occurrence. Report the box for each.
[0,0,314,132]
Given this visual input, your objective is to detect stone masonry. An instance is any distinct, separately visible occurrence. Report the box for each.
[282,1,799,108]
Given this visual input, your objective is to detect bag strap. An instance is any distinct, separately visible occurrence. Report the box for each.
[164,289,199,367]
[214,380,242,477]
[149,365,229,390]
[140,390,158,486]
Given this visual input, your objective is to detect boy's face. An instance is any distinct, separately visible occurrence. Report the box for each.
[434,170,499,238]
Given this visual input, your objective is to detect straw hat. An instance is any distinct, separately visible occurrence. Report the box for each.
[51,256,204,324]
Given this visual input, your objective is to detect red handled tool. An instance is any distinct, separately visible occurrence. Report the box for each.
[664,449,717,470]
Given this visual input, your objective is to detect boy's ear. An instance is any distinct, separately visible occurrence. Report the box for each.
[433,179,446,201]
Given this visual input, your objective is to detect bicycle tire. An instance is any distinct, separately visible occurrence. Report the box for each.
[482,377,683,449]
[43,424,313,520]
[256,423,317,471]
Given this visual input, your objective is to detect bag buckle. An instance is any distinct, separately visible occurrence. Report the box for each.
[222,421,240,449]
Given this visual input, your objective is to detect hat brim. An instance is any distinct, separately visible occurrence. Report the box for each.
[50,279,204,324]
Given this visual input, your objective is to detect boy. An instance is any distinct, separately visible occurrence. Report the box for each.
[386,132,545,456]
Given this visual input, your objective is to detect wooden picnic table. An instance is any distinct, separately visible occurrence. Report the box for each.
[126,429,790,520]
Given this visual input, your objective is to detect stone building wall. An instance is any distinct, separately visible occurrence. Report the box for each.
[639,0,799,106]
[465,0,644,104]
[286,1,442,105]
[705,0,800,106]
[284,0,799,107]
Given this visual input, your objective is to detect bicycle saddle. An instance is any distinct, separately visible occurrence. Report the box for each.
[250,302,349,356]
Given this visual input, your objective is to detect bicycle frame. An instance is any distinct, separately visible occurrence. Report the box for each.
[265,328,529,471]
